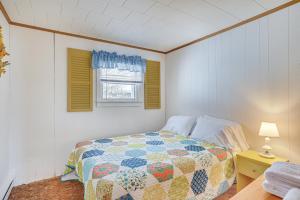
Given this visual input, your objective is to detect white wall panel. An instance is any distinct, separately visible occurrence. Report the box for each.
[0,7,12,199]
[289,3,300,163]
[267,9,289,159]
[10,27,55,184]
[242,20,264,150]
[166,4,300,163]
[207,38,217,116]
[227,26,247,124]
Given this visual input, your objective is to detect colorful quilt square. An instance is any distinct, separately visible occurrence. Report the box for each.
[208,147,228,161]
[145,132,159,136]
[116,169,147,191]
[147,162,173,182]
[111,141,128,146]
[146,140,164,145]
[83,158,97,181]
[167,149,189,157]
[146,145,166,152]
[121,158,147,168]
[125,149,147,157]
[168,176,189,200]
[75,141,92,148]
[147,153,169,162]
[180,140,197,145]
[92,163,119,179]
[82,149,104,159]
[173,157,195,174]
[192,151,213,168]
[218,181,229,195]
[224,158,235,179]
[143,184,166,200]
[185,145,205,152]
[209,164,223,187]
[106,146,126,153]
[128,143,146,148]
[96,179,113,200]
[117,194,134,200]
[191,169,208,195]
[95,138,113,143]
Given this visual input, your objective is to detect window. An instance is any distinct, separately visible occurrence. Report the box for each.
[96,68,144,104]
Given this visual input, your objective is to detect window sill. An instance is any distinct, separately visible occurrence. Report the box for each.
[96,101,144,108]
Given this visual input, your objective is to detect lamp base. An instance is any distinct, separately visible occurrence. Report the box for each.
[259,138,275,159]
[259,152,275,159]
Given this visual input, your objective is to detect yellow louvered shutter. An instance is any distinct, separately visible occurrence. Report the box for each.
[144,60,160,109]
[68,48,93,112]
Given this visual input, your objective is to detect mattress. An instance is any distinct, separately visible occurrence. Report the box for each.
[64,131,236,200]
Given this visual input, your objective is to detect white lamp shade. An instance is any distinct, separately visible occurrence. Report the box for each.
[259,122,280,137]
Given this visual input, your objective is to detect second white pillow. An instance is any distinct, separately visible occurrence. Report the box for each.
[161,115,196,136]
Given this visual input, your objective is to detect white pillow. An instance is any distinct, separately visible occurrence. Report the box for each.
[161,116,196,136]
[191,116,249,152]
[203,115,249,151]
[190,117,225,140]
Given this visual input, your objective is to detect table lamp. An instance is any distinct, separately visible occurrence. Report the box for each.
[258,122,280,158]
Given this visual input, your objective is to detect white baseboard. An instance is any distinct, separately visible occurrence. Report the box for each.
[0,171,14,200]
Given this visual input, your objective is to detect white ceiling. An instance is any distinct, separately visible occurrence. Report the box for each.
[1,0,290,52]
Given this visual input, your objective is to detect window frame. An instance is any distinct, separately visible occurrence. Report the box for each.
[96,69,144,106]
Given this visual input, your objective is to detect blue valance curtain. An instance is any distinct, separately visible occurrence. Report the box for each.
[91,50,147,73]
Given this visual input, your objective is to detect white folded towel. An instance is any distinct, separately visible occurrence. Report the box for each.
[265,162,300,187]
[263,180,288,198]
[266,179,293,192]
[283,188,300,200]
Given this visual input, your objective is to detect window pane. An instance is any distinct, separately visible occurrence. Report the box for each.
[99,68,143,82]
[102,82,136,100]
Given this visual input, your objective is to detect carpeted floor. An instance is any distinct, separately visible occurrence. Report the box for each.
[9,177,236,200]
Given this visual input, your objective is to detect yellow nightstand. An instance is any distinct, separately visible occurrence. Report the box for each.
[236,150,288,192]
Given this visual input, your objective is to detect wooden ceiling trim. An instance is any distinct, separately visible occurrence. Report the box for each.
[0,1,12,23]
[9,21,165,54]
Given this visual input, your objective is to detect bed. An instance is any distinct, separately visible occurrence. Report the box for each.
[64,130,236,200]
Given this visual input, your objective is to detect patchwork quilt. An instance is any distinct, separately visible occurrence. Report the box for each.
[64,131,236,200]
